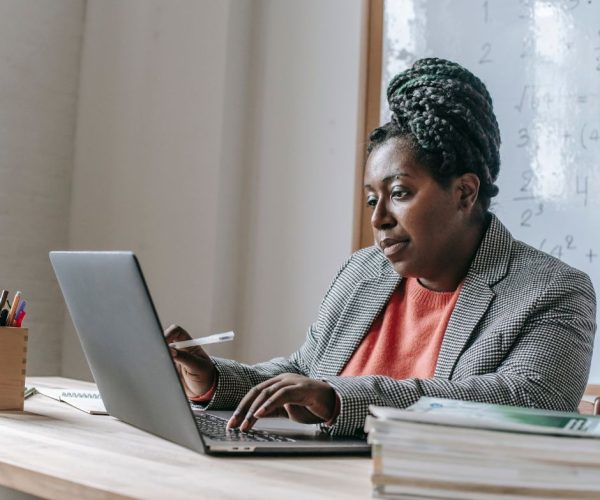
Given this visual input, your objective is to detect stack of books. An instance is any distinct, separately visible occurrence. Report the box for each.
[365,397,600,499]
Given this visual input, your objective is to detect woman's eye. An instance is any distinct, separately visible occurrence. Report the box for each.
[391,188,409,199]
[366,196,377,208]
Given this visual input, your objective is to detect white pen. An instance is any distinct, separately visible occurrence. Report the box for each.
[168,331,235,349]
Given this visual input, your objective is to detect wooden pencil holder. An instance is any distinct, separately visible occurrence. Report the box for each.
[0,327,28,410]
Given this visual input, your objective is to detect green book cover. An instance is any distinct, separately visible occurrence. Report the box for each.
[369,397,600,437]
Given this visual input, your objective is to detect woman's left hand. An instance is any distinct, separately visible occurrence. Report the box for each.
[226,373,337,432]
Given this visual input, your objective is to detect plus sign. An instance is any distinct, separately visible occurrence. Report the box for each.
[586,249,598,263]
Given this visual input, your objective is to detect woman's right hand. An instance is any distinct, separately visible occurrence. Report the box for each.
[164,324,217,398]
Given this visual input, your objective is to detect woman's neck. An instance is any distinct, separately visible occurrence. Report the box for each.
[418,213,489,292]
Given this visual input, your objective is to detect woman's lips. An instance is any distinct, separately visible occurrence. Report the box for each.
[381,240,409,257]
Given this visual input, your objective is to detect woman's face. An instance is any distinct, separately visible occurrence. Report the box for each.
[363,138,477,290]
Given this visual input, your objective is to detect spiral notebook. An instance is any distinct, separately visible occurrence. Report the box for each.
[60,390,107,415]
[34,386,108,415]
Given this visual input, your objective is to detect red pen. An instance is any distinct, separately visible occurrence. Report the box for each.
[15,310,25,328]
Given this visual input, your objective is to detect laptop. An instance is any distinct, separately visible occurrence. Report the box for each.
[49,251,370,455]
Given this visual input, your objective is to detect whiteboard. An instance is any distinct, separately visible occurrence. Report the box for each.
[381,0,600,382]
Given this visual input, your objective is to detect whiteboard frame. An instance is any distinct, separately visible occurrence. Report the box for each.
[352,0,384,252]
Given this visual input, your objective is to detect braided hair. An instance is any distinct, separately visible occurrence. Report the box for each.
[368,58,501,211]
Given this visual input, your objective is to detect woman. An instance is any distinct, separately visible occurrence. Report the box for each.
[167,58,596,437]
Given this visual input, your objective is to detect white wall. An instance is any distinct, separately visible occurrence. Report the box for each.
[62,0,363,379]
[0,0,85,375]
[64,0,241,378]
[236,0,363,363]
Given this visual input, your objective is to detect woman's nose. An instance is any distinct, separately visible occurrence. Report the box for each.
[371,200,396,230]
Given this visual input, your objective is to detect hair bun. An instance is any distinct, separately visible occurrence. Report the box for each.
[385,57,501,191]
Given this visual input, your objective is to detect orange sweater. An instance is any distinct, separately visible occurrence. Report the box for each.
[321,277,462,424]
[193,278,462,419]
[341,277,462,378]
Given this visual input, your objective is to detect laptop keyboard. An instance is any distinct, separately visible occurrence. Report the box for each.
[195,412,295,442]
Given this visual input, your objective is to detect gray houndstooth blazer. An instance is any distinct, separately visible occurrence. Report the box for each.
[207,214,596,436]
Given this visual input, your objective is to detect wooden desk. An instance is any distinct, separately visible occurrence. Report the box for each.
[0,377,371,499]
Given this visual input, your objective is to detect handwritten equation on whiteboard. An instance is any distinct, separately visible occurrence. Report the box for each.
[382,0,600,378]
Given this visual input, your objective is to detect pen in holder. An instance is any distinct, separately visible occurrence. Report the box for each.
[0,327,28,410]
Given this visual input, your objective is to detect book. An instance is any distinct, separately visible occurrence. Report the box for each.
[370,396,600,437]
[365,397,600,499]
[34,386,108,415]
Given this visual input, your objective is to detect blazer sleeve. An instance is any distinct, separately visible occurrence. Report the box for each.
[202,325,317,410]
[202,255,354,410]
[323,267,596,436]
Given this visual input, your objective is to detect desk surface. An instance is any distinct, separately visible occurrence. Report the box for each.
[0,377,371,500]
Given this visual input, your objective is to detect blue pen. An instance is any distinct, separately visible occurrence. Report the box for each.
[14,299,26,323]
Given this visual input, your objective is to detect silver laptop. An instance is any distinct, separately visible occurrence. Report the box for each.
[49,251,370,455]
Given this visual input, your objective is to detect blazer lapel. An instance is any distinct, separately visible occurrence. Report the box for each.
[434,214,513,379]
[318,271,401,377]
[434,275,494,379]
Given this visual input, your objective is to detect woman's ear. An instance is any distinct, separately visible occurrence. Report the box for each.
[455,173,480,211]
